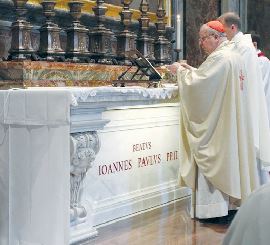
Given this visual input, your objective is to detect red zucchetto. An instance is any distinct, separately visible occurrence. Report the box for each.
[206,20,225,33]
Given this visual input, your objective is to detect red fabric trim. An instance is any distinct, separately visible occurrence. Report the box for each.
[258,52,265,57]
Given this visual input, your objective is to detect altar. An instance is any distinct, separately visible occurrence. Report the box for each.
[0,86,191,245]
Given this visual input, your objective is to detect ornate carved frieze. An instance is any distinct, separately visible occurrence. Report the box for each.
[70,131,100,226]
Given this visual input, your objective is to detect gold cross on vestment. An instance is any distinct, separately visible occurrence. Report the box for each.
[239,69,245,91]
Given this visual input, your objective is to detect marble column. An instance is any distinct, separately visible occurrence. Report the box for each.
[221,0,239,13]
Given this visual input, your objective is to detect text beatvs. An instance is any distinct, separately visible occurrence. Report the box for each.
[133,142,152,152]
[99,160,132,175]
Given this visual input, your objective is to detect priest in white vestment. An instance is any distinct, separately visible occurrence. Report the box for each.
[251,33,270,128]
[167,21,260,219]
[223,183,270,245]
[219,13,270,175]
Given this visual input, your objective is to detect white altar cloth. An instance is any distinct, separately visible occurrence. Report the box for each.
[0,88,72,245]
[29,86,178,105]
[69,86,178,101]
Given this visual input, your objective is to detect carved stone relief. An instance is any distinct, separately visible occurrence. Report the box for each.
[70,131,100,226]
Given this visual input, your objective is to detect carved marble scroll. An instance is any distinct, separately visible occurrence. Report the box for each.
[70,131,100,226]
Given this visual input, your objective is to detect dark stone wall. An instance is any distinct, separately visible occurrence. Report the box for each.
[184,0,221,67]
[248,0,270,58]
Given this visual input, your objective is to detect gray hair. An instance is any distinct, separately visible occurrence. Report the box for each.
[218,12,241,30]
[207,27,226,38]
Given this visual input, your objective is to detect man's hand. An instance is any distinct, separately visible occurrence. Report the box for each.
[165,62,183,74]
[164,62,193,74]
[180,62,193,70]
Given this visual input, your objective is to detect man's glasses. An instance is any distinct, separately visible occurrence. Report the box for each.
[199,34,214,42]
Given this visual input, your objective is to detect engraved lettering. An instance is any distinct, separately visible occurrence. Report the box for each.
[98,159,132,175]
[132,142,152,152]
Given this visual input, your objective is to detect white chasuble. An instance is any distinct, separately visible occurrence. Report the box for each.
[231,33,270,168]
[257,50,270,128]
[177,41,260,218]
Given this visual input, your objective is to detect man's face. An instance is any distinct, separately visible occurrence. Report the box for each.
[199,29,219,55]
[252,41,258,50]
